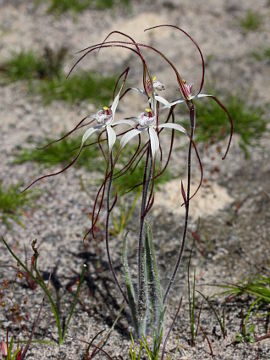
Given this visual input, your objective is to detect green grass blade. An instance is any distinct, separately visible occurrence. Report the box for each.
[197,290,226,338]
[1,237,62,343]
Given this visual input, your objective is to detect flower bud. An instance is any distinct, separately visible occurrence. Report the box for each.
[1,341,7,357]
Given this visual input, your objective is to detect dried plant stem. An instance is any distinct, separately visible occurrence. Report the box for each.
[163,101,195,304]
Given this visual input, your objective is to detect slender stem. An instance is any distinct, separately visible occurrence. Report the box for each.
[21,297,44,358]
[137,147,153,317]
[161,298,182,360]
[163,101,195,304]
[105,154,128,304]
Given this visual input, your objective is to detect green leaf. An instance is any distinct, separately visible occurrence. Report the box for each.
[123,234,138,336]
[144,222,163,339]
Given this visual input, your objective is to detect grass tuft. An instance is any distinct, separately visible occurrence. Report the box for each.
[39,72,116,105]
[15,136,173,194]
[216,276,270,343]
[239,10,263,32]
[114,161,172,195]
[0,49,117,105]
[46,0,130,14]
[15,135,105,173]
[0,51,43,82]
[192,95,268,155]
[218,276,270,304]
[0,182,36,226]
[0,48,66,83]
[252,47,270,62]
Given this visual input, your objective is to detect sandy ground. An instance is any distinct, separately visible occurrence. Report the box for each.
[0,0,270,359]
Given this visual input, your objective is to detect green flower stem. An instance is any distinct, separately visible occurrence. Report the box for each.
[137,147,153,324]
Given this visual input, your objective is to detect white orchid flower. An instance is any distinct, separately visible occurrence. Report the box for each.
[120,108,186,158]
[129,76,165,100]
[81,89,133,152]
[146,76,165,93]
[155,79,233,160]
[155,79,211,109]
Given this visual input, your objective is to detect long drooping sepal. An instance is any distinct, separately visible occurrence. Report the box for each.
[145,24,205,95]
[195,94,234,160]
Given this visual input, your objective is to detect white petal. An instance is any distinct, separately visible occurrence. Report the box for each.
[149,127,159,158]
[155,95,171,108]
[120,129,141,149]
[196,93,211,98]
[81,127,98,146]
[130,87,145,95]
[155,96,186,108]
[170,98,185,106]
[106,125,116,152]
[111,88,121,116]
[112,119,135,126]
[158,122,187,134]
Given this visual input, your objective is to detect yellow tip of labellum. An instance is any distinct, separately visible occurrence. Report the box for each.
[145,108,151,113]
[152,76,156,81]
[103,106,109,111]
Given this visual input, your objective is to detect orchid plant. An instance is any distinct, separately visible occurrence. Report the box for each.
[20,25,233,357]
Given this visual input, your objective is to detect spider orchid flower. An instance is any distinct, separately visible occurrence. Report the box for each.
[155,79,210,108]
[1,341,7,357]
[120,108,186,158]
[146,76,165,94]
[129,76,165,119]
[130,76,165,99]
[81,88,133,152]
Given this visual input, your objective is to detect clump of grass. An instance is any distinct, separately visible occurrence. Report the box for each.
[114,161,172,195]
[192,95,267,155]
[0,182,35,226]
[218,276,270,304]
[239,10,263,32]
[14,135,105,173]
[0,51,43,82]
[217,276,270,343]
[1,238,86,345]
[0,49,116,105]
[0,47,66,83]
[46,0,130,14]
[252,47,270,62]
[15,133,172,187]
[39,72,116,105]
